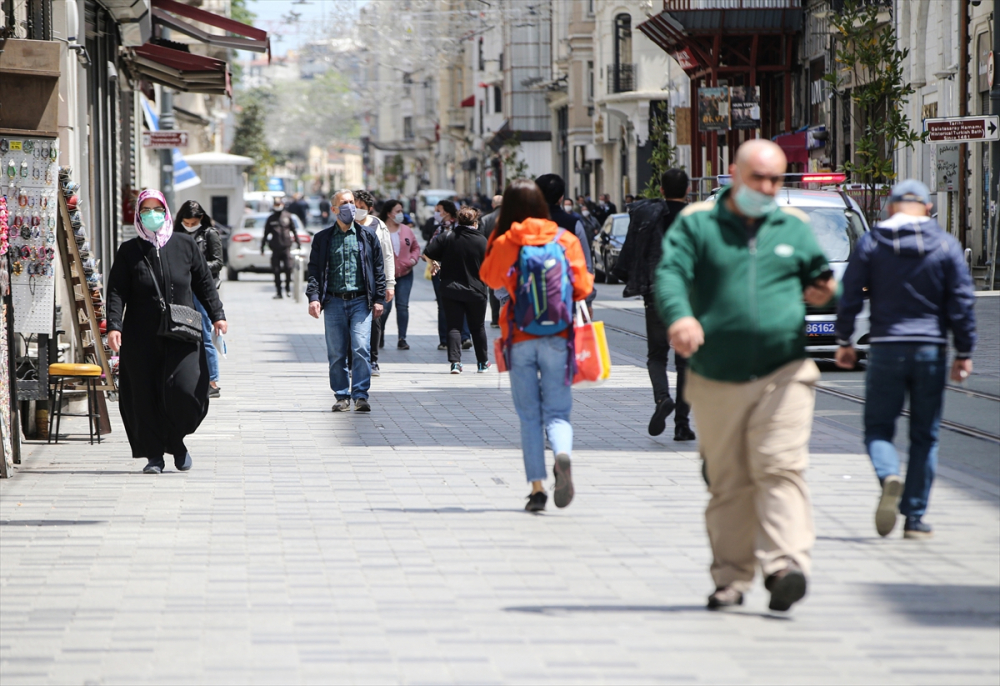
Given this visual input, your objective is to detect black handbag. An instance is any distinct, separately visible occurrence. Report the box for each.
[143,250,203,344]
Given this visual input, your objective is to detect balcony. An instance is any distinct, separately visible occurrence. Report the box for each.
[663,0,800,8]
[607,63,636,94]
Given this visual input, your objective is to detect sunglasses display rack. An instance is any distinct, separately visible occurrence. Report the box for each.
[1,195,18,476]
[0,137,58,337]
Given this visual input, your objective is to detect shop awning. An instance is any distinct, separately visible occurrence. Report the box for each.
[460,94,475,108]
[151,0,269,56]
[129,43,231,96]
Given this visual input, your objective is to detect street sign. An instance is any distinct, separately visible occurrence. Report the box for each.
[923,116,999,143]
[141,131,190,149]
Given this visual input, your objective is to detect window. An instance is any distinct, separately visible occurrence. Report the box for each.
[588,0,595,15]
[587,61,594,102]
[498,52,503,71]
[479,101,484,134]
[478,37,484,72]
[493,86,502,115]
[614,14,632,68]
[403,116,413,140]
[211,196,229,228]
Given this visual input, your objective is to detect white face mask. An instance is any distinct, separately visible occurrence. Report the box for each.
[393,212,404,224]
[581,209,590,217]
[182,222,200,233]
[563,204,573,213]
[355,209,369,222]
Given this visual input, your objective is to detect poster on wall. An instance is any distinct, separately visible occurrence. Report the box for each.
[730,86,761,130]
[698,87,730,132]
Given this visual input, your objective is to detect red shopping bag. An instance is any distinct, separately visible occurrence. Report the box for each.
[573,304,610,386]
[494,336,509,373]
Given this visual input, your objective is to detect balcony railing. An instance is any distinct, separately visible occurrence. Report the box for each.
[607,63,636,94]
[663,0,801,9]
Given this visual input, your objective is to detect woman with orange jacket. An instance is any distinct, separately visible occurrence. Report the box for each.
[480,179,595,512]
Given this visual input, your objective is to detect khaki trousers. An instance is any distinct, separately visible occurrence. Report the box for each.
[685,358,820,592]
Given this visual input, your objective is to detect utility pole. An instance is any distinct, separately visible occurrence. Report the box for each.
[990,0,1000,289]
[159,27,176,211]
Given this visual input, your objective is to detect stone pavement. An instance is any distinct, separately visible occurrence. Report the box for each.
[1,274,998,685]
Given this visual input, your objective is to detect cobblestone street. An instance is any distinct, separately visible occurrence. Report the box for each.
[1,275,998,685]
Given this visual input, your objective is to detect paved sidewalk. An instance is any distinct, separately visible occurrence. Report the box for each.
[1,274,998,685]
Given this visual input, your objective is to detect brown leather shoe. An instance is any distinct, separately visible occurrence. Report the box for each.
[707,586,744,610]
[765,562,808,611]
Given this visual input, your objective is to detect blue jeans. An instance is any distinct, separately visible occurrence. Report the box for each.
[192,294,219,383]
[864,344,947,518]
[323,296,373,401]
[382,269,414,341]
[432,272,469,344]
[509,336,573,483]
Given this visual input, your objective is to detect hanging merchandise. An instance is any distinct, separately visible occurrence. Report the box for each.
[0,137,59,336]
[0,195,17,476]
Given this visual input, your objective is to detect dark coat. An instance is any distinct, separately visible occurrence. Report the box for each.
[478,208,500,239]
[191,225,223,285]
[614,199,686,298]
[305,221,386,311]
[262,210,300,253]
[424,224,488,301]
[106,233,225,459]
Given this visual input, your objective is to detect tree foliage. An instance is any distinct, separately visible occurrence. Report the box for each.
[230,89,274,190]
[824,0,926,224]
[641,102,681,199]
[499,135,531,187]
[264,71,359,156]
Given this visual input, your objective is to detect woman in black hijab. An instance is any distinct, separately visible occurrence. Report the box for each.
[106,189,227,474]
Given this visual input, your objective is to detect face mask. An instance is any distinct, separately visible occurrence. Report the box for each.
[393,212,404,224]
[563,204,573,213]
[733,184,778,219]
[433,211,442,223]
[182,222,200,233]
[338,203,357,224]
[356,209,369,222]
[581,210,590,217]
[140,209,166,231]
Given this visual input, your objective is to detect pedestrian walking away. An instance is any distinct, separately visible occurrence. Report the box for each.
[613,169,695,441]
[655,139,837,612]
[481,179,594,512]
[262,196,301,298]
[354,190,396,377]
[478,195,503,327]
[424,200,471,350]
[175,200,224,398]
[306,189,386,413]
[106,189,228,474]
[834,179,977,541]
[287,192,309,227]
[535,174,597,312]
[425,206,490,374]
[379,199,421,350]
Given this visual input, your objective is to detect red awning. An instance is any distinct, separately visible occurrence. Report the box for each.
[773,131,808,164]
[152,0,269,58]
[460,94,475,108]
[128,43,231,96]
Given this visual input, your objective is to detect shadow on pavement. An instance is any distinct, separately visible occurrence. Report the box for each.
[503,604,787,620]
[863,583,1000,628]
[0,520,106,526]
[370,507,524,514]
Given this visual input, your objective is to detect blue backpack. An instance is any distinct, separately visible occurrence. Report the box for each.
[511,229,575,336]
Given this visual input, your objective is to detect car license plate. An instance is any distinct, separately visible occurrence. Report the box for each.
[806,322,836,336]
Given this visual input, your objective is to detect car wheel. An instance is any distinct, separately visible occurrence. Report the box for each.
[226,266,239,281]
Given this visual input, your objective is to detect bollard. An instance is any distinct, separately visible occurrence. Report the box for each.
[293,255,304,303]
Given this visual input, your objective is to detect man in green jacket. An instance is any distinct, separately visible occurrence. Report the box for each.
[655,140,836,613]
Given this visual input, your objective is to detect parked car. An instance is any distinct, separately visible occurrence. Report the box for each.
[706,187,872,355]
[415,189,458,225]
[226,212,310,281]
[592,213,630,284]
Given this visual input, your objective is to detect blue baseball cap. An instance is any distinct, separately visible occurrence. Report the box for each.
[888,179,931,204]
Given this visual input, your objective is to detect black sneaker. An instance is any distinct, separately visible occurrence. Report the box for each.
[332,399,351,412]
[477,362,491,373]
[209,385,221,399]
[903,516,933,539]
[490,322,500,329]
[674,424,696,441]
[648,397,676,436]
[553,453,574,508]
[437,343,448,351]
[876,475,903,537]
[371,363,380,377]
[272,294,283,300]
[354,398,371,412]
[398,339,410,350]
[707,586,744,610]
[143,459,164,474]
[462,339,472,350]
[450,362,463,374]
[174,452,192,471]
[525,491,547,512]
[765,563,808,612]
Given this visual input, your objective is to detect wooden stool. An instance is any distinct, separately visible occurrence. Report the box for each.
[48,363,103,445]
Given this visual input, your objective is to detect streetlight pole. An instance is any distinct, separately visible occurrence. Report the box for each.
[989,0,1000,289]
[159,28,176,211]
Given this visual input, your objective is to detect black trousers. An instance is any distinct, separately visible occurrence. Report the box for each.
[643,294,690,425]
[489,288,501,325]
[271,250,292,293]
[443,296,489,365]
[370,307,383,364]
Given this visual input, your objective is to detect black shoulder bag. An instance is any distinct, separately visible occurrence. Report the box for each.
[143,248,203,344]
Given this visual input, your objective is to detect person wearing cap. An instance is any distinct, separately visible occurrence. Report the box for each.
[835,179,976,541]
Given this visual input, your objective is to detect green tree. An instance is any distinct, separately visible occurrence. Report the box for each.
[229,0,256,86]
[267,71,359,156]
[499,135,531,187]
[641,101,681,199]
[824,0,926,224]
[230,89,274,190]
[382,154,405,196]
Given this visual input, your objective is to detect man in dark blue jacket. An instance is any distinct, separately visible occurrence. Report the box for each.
[835,179,976,540]
[306,190,386,413]
[535,174,596,307]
